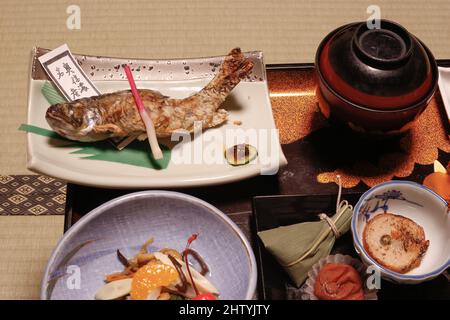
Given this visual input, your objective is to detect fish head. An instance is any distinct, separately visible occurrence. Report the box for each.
[46,102,102,141]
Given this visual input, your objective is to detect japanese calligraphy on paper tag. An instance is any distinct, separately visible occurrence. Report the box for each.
[38,44,137,149]
[38,44,100,100]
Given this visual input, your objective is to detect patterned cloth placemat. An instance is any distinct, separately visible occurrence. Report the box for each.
[0,175,66,216]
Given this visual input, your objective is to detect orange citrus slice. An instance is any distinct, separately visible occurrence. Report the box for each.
[131,262,179,300]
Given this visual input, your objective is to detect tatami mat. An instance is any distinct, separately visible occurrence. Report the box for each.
[0,216,63,300]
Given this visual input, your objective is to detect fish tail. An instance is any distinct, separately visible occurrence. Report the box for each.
[204,48,254,94]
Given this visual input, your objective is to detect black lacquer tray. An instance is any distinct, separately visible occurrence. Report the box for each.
[64,62,450,300]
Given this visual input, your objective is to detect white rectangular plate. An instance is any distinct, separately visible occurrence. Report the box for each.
[26,48,287,188]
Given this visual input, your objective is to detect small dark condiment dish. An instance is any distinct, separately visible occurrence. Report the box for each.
[315,20,438,135]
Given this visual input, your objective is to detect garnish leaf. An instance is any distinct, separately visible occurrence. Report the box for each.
[67,139,170,169]
[41,81,67,105]
[19,124,171,169]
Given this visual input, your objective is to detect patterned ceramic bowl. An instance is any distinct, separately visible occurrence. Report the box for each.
[352,181,450,284]
[41,191,257,299]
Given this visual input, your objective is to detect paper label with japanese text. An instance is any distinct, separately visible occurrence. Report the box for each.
[38,44,100,101]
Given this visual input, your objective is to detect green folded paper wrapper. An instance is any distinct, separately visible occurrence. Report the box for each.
[257,180,353,287]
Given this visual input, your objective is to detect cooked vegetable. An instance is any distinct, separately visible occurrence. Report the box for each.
[168,254,188,293]
[139,237,154,254]
[124,65,163,160]
[225,144,257,166]
[153,252,219,295]
[163,285,196,299]
[117,250,129,267]
[105,272,132,283]
[183,248,209,276]
[182,234,217,300]
[169,294,184,300]
[97,235,218,300]
[160,248,182,260]
[95,278,132,300]
[137,253,155,266]
[146,287,162,300]
[158,292,171,300]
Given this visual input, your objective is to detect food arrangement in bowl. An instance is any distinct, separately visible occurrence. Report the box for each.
[41,191,257,300]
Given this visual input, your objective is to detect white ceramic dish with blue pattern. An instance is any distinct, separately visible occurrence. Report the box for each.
[41,191,257,299]
[352,181,450,284]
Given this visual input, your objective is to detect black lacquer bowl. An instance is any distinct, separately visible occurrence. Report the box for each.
[316,20,439,134]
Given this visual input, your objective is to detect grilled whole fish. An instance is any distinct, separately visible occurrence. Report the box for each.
[46,48,253,142]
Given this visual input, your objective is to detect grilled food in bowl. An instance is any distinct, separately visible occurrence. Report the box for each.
[351,181,449,284]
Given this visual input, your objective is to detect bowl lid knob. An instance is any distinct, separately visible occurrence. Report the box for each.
[352,21,413,69]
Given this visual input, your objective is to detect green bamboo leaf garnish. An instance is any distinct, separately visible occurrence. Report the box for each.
[19,124,171,169]
[41,81,67,104]
[67,139,171,169]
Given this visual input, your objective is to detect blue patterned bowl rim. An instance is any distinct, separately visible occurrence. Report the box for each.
[40,190,258,300]
[352,180,450,280]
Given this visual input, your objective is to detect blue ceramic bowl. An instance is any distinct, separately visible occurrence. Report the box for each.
[41,191,257,299]
[352,181,450,284]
